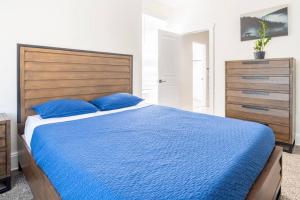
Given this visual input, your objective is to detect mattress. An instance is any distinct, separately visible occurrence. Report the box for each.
[29,105,275,200]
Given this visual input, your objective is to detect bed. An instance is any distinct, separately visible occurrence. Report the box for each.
[17,44,282,200]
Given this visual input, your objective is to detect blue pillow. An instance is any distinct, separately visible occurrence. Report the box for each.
[33,99,98,119]
[91,93,143,111]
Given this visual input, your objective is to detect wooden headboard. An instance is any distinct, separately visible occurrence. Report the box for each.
[17,44,133,124]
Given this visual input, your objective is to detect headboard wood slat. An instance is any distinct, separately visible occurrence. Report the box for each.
[18,44,133,124]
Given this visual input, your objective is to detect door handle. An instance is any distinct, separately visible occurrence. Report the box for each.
[159,79,167,84]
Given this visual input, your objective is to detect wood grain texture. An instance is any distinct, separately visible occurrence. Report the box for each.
[227,68,289,76]
[228,58,293,69]
[18,44,133,123]
[0,113,11,192]
[0,126,5,138]
[226,104,289,118]
[24,62,130,72]
[24,51,130,65]
[225,58,296,146]
[226,76,289,84]
[227,96,289,109]
[226,110,289,126]
[226,59,289,69]
[25,79,130,90]
[247,146,282,200]
[226,82,289,91]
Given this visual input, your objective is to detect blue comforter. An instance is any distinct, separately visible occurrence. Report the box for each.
[31,105,275,200]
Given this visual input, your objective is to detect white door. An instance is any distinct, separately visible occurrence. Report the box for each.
[158,30,181,108]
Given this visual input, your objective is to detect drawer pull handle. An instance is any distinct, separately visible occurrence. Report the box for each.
[241,76,269,80]
[241,105,269,111]
[242,61,270,65]
[252,120,269,126]
[242,90,270,95]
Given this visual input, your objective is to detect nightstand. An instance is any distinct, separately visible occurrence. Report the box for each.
[0,113,11,193]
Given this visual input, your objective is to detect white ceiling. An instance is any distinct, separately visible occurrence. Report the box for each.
[153,0,201,8]
[155,0,184,7]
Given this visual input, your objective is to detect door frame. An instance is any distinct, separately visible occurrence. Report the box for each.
[182,23,215,114]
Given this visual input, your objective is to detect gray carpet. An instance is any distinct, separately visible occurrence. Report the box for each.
[0,172,33,200]
[1,147,300,200]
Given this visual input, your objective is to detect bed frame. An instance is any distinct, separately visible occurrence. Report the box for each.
[17,44,282,200]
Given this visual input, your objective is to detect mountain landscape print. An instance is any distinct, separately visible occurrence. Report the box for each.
[241,5,288,41]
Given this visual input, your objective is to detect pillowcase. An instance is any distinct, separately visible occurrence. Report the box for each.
[91,93,143,111]
[33,99,98,119]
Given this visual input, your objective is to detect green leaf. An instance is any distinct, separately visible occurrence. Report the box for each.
[254,20,271,51]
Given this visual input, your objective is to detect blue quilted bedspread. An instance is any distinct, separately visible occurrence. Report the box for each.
[31,105,275,200]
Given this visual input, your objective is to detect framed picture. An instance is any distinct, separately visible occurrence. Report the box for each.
[240,5,288,41]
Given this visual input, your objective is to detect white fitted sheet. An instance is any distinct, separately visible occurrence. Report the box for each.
[24,101,151,150]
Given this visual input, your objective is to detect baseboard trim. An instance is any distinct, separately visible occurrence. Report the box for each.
[295,133,300,146]
[11,152,18,171]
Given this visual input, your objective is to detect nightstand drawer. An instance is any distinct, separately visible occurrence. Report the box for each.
[0,152,6,164]
[0,163,6,177]
[0,138,5,148]
[0,152,6,177]
[0,113,10,192]
[0,125,5,138]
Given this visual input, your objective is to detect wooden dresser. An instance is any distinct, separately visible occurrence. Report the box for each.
[0,113,11,193]
[225,58,296,152]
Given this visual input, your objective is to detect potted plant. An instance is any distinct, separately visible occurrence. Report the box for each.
[254,20,271,59]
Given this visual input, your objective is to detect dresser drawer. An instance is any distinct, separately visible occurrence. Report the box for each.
[227,75,289,84]
[0,138,5,148]
[268,124,290,142]
[0,125,5,138]
[226,104,289,126]
[226,60,290,69]
[275,132,290,142]
[227,104,289,117]
[227,82,289,91]
[227,90,289,109]
[0,151,6,177]
[226,67,289,76]
[226,76,289,91]
[227,90,289,101]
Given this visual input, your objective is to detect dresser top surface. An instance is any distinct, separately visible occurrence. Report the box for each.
[226,57,294,63]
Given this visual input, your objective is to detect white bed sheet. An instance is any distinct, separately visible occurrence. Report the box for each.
[24,101,151,150]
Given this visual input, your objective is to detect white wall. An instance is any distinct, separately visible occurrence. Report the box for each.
[168,0,300,143]
[0,0,142,169]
